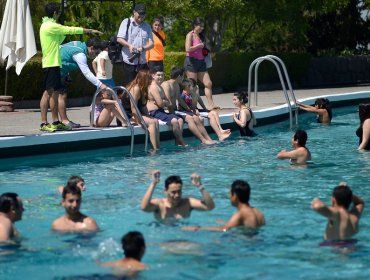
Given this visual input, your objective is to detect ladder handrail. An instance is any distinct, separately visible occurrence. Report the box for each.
[114,86,149,153]
[90,87,135,155]
[247,55,298,128]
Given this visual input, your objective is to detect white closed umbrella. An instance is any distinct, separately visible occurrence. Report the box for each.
[0,0,37,95]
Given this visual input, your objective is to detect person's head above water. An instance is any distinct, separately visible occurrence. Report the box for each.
[230,180,250,205]
[121,231,146,260]
[293,129,308,147]
[359,103,370,123]
[332,182,353,209]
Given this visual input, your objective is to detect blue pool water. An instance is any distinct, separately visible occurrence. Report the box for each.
[0,106,370,279]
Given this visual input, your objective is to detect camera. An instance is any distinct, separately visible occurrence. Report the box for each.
[128,49,141,63]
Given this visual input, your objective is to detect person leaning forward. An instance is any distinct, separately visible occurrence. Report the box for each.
[39,2,102,133]
[117,3,153,86]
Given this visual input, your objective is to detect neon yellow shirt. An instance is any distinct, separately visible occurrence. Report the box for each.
[39,17,83,68]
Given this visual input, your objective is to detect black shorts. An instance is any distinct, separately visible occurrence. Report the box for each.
[148,60,164,71]
[184,57,206,73]
[43,67,63,92]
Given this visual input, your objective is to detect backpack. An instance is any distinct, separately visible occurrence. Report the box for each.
[108,18,131,64]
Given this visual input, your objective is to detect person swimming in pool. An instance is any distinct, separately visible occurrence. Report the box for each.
[356,103,370,150]
[298,98,332,124]
[57,175,86,194]
[277,129,311,165]
[232,90,257,137]
[0,193,24,242]
[140,170,215,221]
[183,179,265,232]
[311,182,364,243]
[101,231,147,276]
[52,184,98,232]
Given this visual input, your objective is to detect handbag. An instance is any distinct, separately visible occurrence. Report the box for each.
[204,52,212,69]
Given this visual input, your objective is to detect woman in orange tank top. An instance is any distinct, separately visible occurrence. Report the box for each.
[146,17,166,71]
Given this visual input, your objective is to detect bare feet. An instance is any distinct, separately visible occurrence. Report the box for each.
[218,130,231,141]
[202,139,217,145]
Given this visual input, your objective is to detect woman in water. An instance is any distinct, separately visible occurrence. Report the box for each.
[298,98,332,124]
[232,91,256,137]
[356,103,370,150]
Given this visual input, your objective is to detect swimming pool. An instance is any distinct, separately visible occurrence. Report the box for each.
[1,106,369,279]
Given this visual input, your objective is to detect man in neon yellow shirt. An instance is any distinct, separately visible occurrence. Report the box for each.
[40,3,102,132]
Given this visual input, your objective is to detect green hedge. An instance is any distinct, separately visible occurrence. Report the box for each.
[0,52,312,101]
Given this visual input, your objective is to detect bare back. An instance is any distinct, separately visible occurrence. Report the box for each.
[325,208,360,240]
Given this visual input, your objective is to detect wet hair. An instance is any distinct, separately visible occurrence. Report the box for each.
[45,3,60,18]
[150,66,164,74]
[230,180,250,204]
[192,17,205,41]
[66,176,84,188]
[314,98,332,120]
[332,183,353,209]
[62,184,81,199]
[121,231,146,260]
[293,129,308,147]
[0,193,20,213]
[170,67,184,79]
[181,78,193,90]
[234,90,248,104]
[152,16,164,27]
[359,103,370,123]
[127,69,151,101]
[164,176,182,190]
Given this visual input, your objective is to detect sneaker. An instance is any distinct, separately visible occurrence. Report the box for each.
[52,121,72,131]
[63,120,80,128]
[40,123,56,133]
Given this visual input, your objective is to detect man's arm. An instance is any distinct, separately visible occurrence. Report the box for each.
[188,173,215,211]
[0,220,12,242]
[84,217,99,231]
[350,194,365,218]
[72,53,106,90]
[140,170,161,212]
[183,212,242,232]
[277,149,299,159]
[161,82,175,113]
[311,198,337,218]
[149,84,169,108]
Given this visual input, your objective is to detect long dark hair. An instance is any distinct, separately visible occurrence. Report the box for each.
[192,17,205,41]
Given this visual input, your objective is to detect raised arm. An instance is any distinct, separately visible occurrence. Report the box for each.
[140,170,161,212]
[350,194,365,218]
[188,173,215,211]
[311,197,337,218]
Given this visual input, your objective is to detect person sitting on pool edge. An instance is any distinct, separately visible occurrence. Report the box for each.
[57,175,86,194]
[311,182,364,245]
[277,129,311,165]
[297,98,332,124]
[183,179,265,232]
[52,184,98,232]
[101,231,147,276]
[0,193,24,242]
[140,170,215,221]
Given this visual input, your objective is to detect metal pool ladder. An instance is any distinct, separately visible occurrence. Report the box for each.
[248,55,299,128]
[90,86,149,155]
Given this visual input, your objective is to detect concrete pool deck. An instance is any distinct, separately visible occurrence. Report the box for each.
[0,85,369,158]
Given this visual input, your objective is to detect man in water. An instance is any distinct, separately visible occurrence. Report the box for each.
[52,185,98,232]
[102,231,147,276]
[183,180,265,232]
[311,182,364,244]
[277,129,311,165]
[140,170,215,221]
[0,193,24,242]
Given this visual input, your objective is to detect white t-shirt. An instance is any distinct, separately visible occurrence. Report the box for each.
[95,50,113,80]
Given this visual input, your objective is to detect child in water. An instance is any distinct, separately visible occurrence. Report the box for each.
[298,98,332,124]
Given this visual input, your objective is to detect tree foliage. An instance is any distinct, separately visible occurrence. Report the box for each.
[1,0,370,55]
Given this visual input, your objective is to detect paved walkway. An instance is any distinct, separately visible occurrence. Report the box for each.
[1,85,370,137]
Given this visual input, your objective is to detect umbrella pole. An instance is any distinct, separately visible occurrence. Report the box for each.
[4,68,8,96]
